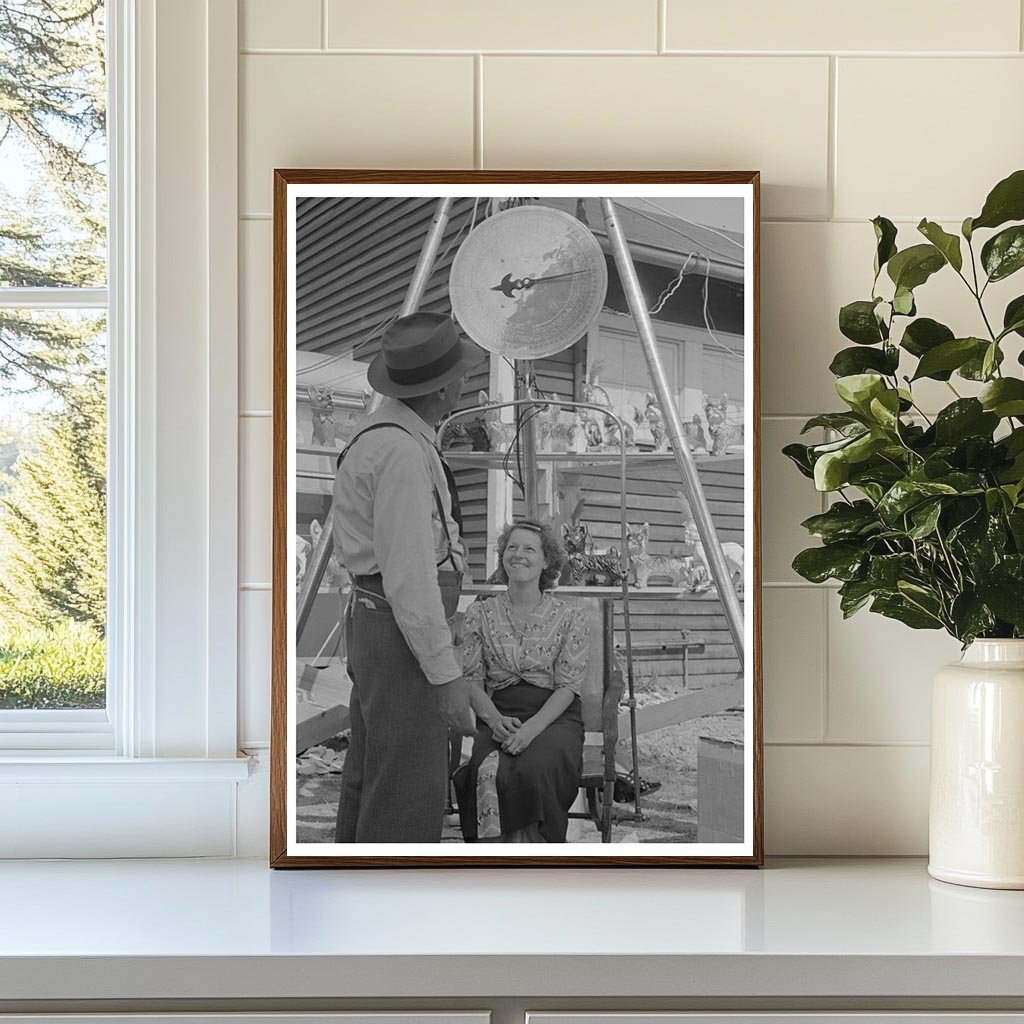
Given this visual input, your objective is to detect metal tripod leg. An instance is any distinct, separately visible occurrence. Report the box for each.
[599,198,745,666]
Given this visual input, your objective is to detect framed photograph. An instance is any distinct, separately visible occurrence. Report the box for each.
[271,171,762,867]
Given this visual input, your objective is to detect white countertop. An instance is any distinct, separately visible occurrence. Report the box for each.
[1,857,1023,1002]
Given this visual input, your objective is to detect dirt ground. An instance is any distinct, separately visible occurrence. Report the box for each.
[295,670,744,845]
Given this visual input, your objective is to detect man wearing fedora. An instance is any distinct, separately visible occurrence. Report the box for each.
[333,311,486,843]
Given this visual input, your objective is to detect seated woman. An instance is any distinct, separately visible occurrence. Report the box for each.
[454,520,589,843]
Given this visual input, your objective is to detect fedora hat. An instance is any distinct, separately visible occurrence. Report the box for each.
[367,312,486,398]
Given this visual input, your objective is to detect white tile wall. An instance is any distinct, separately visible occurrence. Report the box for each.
[483,57,831,220]
[665,0,1021,53]
[236,3,1024,853]
[240,220,273,412]
[241,0,322,50]
[239,590,272,748]
[239,416,272,587]
[327,0,659,52]
[836,58,1024,220]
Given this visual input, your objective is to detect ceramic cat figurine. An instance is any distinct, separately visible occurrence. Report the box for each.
[626,522,691,589]
[704,394,743,456]
[477,391,516,453]
[562,522,623,586]
[307,385,338,447]
[683,519,744,595]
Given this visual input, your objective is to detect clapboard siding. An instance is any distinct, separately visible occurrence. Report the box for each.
[296,196,480,353]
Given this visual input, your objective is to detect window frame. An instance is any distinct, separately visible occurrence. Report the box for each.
[0,4,119,750]
[0,0,245,805]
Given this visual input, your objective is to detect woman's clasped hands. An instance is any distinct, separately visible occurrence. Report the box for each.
[501,719,539,756]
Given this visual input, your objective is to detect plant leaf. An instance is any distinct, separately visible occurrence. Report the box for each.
[792,543,866,583]
[800,412,865,434]
[782,442,815,479]
[908,500,942,539]
[892,286,916,316]
[917,219,963,272]
[911,337,988,380]
[971,168,1024,232]
[868,390,902,430]
[975,578,1024,629]
[829,345,900,378]
[933,399,999,444]
[900,318,955,378]
[980,378,1024,418]
[814,450,850,491]
[981,225,1024,282]
[950,593,995,644]
[872,216,898,277]
[800,501,879,543]
[1003,295,1024,340]
[871,594,943,630]
[839,299,888,345]
[886,244,946,291]
[835,373,887,414]
[960,344,1004,380]
[838,579,878,617]
[877,479,958,523]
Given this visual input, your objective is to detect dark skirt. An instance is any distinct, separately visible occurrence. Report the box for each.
[453,682,583,843]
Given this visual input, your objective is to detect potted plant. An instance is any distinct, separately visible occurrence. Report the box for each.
[785,169,1024,889]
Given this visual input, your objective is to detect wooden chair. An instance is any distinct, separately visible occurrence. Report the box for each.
[449,594,624,843]
[567,597,624,843]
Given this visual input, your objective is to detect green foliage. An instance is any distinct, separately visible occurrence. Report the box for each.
[0,0,106,395]
[0,619,104,709]
[0,375,106,632]
[788,170,1024,644]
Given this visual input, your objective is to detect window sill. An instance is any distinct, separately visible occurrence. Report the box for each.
[0,755,253,782]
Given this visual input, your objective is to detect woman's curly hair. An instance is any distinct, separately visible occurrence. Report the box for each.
[492,519,566,592]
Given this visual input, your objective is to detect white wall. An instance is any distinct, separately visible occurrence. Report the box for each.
[235,0,1024,855]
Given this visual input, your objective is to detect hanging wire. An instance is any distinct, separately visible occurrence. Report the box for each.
[648,252,698,316]
[698,254,744,360]
[617,203,740,267]
[632,196,744,251]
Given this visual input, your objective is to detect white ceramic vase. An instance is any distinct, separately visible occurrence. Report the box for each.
[929,639,1024,889]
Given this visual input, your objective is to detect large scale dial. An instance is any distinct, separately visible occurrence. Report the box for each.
[450,205,608,360]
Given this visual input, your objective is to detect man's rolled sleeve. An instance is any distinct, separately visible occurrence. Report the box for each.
[371,438,461,686]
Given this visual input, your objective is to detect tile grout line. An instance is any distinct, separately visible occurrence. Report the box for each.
[657,0,667,54]
[766,740,931,748]
[820,587,830,743]
[1021,0,1024,51]
[474,55,484,169]
[237,47,1024,57]
[827,55,838,221]
[321,0,328,50]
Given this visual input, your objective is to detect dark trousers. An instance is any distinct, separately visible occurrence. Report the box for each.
[335,592,449,843]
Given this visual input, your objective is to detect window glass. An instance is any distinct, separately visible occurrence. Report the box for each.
[0,1,107,711]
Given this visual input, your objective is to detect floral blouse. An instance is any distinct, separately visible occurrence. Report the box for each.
[460,593,590,696]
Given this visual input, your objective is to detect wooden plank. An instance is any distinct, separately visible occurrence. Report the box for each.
[622,678,743,735]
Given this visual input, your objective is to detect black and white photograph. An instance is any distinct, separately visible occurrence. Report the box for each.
[272,172,762,866]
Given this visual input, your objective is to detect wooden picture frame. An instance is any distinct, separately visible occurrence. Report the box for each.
[271,170,763,867]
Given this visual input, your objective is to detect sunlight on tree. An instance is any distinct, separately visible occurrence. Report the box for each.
[0,1,107,709]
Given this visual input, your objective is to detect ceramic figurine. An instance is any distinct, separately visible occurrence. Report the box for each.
[705,394,742,456]
[478,390,516,452]
[625,522,691,589]
[683,518,744,595]
[683,413,708,454]
[562,522,623,586]
[307,385,338,447]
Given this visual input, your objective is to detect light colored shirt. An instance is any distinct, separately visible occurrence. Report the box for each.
[461,593,590,697]
[332,397,466,686]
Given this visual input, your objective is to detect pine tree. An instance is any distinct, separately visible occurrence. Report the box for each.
[0,0,106,393]
[0,372,105,632]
